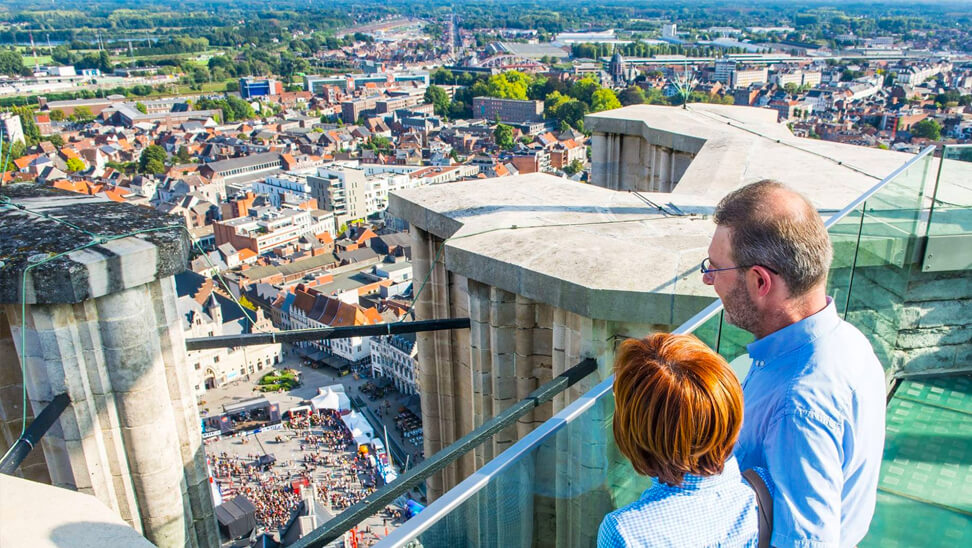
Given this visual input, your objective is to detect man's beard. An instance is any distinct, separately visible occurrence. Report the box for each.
[723,276,760,335]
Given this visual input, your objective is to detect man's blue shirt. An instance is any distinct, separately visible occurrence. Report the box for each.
[734,298,886,548]
[597,457,769,547]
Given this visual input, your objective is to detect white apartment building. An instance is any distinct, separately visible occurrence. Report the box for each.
[0,113,24,146]
[253,173,317,208]
[896,61,952,85]
[370,334,419,395]
[213,205,334,254]
[771,68,822,88]
[308,164,421,228]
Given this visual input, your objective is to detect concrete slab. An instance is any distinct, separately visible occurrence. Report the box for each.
[0,474,155,548]
[390,174,719,325]
[586,103,916,210]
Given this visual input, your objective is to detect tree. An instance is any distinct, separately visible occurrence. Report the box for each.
[472,71,532,101]
[568,77,601,106]
[49,110,66,122]
[66,157,86,173]
[5,140,26,163]
[563,159,584,176]
[47,134,64,147]
[424,85,450,116]
[910,119,942,141]
[493,123,514,150]
[135,102,148,114]
[590,88,622,113]
[176,146,191,163]
[0,49,25,76]
[138,144,168,174]
[618,86,646,106]
[70,106,94,122]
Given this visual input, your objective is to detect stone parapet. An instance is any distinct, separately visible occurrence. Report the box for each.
[0,185,216,547]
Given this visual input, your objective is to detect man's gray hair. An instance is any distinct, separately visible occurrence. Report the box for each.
[713,180,832,297]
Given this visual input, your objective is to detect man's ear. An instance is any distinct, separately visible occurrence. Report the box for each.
[749,266,774,298]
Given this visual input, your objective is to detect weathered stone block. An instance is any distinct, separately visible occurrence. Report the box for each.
[493,375,516,400]
[917,299,972,329]
[907,274,972,302]
[489,299,516,328]
[893,345,956,374]
[490,328,515,358]
[531,328,553,356]
[896,326,972,350]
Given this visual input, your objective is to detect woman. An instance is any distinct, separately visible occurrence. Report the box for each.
[598,333,771,547]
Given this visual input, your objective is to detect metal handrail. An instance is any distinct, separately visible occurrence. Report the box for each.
[185,318,471,350]
[378,146,939,547]
[0,393,70,475]
[289,358,599,548]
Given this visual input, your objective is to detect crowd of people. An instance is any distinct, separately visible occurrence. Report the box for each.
[210,408,387,535]
[210,453,304,530]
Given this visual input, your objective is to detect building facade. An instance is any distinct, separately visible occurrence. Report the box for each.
[213,205,334,254]
[180,293,283,395]
[370,334,419,395]
[472,97,544,123]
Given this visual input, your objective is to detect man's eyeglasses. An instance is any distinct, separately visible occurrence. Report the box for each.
[700,258,779,276]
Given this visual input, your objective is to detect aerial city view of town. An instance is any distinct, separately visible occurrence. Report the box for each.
[0,0,969,546]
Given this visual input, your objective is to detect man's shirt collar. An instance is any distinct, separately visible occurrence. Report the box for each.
[746,297,841,367]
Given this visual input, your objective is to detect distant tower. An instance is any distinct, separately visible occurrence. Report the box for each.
[610,51,626,86]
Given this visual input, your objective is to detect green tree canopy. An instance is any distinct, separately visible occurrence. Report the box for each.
[910,119,942,140]
[70,106,95,122]
[493,123,514,150]
[591,88,622,112]
[135,102,148,114]
[618,86,646,106]
[0,49,26,76]
[66,157,86,173]
[424,85,450,116]
[472,71,532,101]
[568,77,601,106]
[563,159,584,176]
[138,144,168,174]
[8,106,40,145]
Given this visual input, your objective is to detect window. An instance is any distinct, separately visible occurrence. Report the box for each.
[214,355,220,363]
[194,363,200,370]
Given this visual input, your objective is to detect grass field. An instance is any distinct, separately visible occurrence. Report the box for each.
[14,45,222,68]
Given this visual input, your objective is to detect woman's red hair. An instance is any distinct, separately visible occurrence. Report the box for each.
[612,333,743,486]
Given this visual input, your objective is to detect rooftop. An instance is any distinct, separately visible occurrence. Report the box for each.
[392,173,724,325]
[586,103,913,208]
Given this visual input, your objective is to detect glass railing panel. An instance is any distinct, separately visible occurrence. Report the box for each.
[842,152,934,372]
[928,145,972,238]
[395,385,643,548]
[827,204,866,318]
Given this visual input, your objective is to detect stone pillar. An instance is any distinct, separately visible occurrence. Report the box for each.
[468,279,493,468]
[0,185,218,548]
[591,132,621,190]
[489,287,517,455]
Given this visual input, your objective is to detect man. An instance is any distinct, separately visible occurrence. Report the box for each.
[702,180,886,548]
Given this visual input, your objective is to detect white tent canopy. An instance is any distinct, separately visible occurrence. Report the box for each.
[341,411,375,447]
[310,385,350,412]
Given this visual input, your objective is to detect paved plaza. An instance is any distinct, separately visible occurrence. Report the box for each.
[200,344,426,546]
